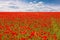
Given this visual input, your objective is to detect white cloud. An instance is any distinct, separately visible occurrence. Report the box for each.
[0,1,60,12]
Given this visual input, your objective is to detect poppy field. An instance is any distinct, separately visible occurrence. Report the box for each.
[0,12,60,40]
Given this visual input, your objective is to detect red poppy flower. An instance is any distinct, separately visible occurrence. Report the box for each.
[0,34,2,40]
[5,25,11,31]
[0,25,4,29]
[52,34,57,40]
[20,37,28,40]
[20,30,27,35]
[11,31,17,36]
[42,36,48,40]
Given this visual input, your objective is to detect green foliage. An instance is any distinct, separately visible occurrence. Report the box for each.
[51,18,59,34]
[51,17,60,40]
[2,36,4,40]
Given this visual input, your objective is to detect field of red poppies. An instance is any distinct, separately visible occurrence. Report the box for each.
[0,12,60,40]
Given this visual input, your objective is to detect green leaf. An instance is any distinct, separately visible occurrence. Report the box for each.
[2,36,4,40]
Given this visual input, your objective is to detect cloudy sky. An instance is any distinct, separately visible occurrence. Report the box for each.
[0,0,60,12]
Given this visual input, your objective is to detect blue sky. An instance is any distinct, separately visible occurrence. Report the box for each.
[0,0,60,12]
[21,0,60,5]
[0,0,60,5]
